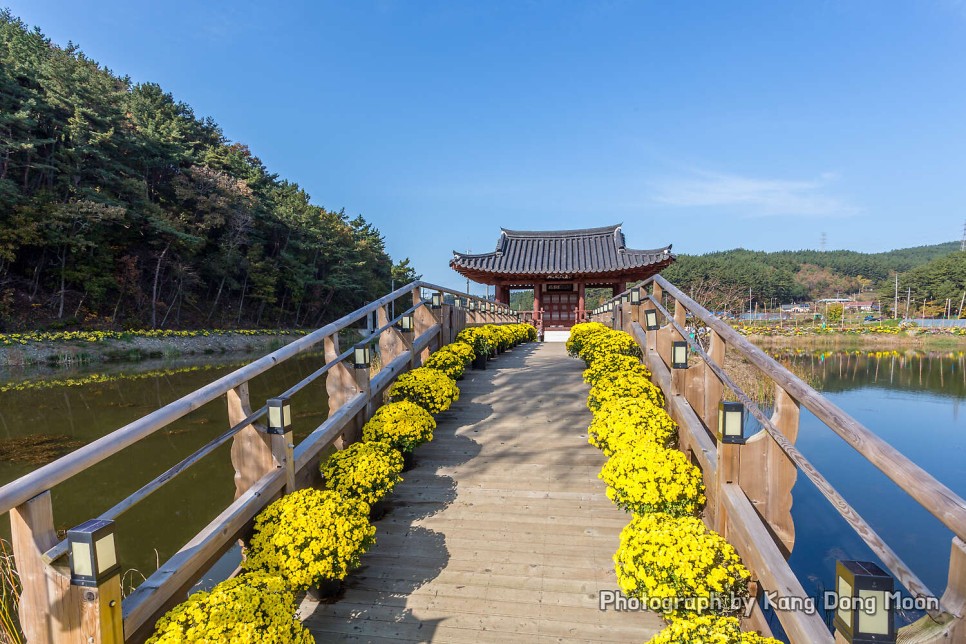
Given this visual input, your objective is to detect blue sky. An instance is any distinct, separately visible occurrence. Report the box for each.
[6,1,966,291]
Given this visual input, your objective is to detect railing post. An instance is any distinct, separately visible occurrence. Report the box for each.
[703,330,726,431]
[324,334,363,450]
[80,564,124,644]
[939,538,966,639]
[377,306,409,366]
[228,382,273,499]
[412,290,436,365]
[738,384,800,556]
[671,297,687,396]
[441,303,453,344]
[10,491,81,644]
[648,283,663,355]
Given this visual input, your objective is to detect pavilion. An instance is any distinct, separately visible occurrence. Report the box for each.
[450,224,674,331]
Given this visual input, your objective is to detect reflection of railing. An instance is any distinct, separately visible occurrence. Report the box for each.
[594,274,966,643]
[0,281,520,643]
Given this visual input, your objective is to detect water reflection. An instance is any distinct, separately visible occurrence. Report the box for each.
[768,349,966,399]
[0,353,330,587]
[771,349,966,631]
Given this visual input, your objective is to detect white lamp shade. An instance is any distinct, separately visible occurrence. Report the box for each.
[858,590,890,635]
[71,541,93,577]
[672,342,688,367]
[95,532,117,574]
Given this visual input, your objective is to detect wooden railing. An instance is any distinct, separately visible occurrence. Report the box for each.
[593,275,966,643]
[0,281,519,644]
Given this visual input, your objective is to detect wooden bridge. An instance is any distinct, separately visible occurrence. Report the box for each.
[1,276,965,643]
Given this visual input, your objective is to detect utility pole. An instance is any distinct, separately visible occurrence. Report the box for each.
[905,287,911,320]
[749,286,753,315]
[961,220,966,252]
[894,273,899,320]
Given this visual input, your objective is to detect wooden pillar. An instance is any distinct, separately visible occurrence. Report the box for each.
[497,284,510,305]
[577,282,585,323]
[534,284,543,333]
[228,382,273,500]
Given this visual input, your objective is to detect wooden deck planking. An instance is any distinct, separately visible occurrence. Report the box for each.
[301,342,664,643]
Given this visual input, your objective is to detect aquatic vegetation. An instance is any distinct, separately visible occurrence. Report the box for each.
[0,328,307,347]
[0,434,86,465]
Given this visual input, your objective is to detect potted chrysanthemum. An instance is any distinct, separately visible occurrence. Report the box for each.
[242,488,376,601]
[361,400,436,470]
[321,441,404,519]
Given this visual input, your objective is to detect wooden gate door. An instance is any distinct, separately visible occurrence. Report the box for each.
[545,291,579,329]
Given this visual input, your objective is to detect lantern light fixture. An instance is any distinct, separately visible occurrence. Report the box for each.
[631,289,642,305]
[353,344,371,370]
[399,314,414,332]
[468,300,476,312]
[621,293,629,304]
[718,401,746,444]
[267,396,292,435]
[67,519,119,587]
[672,341,688,369]
[833,560,896,643]
[644,309,659,331]
[431,292,443,309]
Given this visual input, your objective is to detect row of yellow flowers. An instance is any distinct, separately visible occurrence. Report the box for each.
[735,323,966,338]
[455,322,537,358]
[148,320,535,641]
[568,322,779,644]
[0,328,306,347]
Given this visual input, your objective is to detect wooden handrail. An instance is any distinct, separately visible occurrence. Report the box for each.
[648,275,966,542]
[0,281,507,516]
[1,275,527,643]
[640,299,940,614]
[601,276,966,543]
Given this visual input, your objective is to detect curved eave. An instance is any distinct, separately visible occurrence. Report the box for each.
[450,254,675,286]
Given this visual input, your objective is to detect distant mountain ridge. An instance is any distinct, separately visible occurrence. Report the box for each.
[661,241,960,312]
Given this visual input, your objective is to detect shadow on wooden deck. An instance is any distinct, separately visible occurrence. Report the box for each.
[300,342,662,643]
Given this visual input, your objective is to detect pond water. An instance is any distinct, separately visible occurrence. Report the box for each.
[762,349,966,631]
[0,352,330,589]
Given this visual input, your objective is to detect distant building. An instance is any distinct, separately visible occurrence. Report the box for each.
[450,224,674,330]
[843,301,876,311]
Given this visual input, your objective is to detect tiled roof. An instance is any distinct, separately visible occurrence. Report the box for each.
[450,224,673,276]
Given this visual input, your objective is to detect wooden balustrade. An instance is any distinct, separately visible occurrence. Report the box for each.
[0,281,526,644]
[597,275,966,642]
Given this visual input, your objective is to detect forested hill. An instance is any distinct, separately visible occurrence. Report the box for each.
[662,241,959,311]
[0,11,417,332]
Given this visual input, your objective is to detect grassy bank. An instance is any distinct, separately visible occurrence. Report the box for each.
[0,329,307,368]
[745,332,966,352]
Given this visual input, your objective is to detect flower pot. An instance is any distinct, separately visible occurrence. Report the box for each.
[402,451,416,472]
[306,578,343,602]
[472,355,487,370]
[369,498,390,521]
